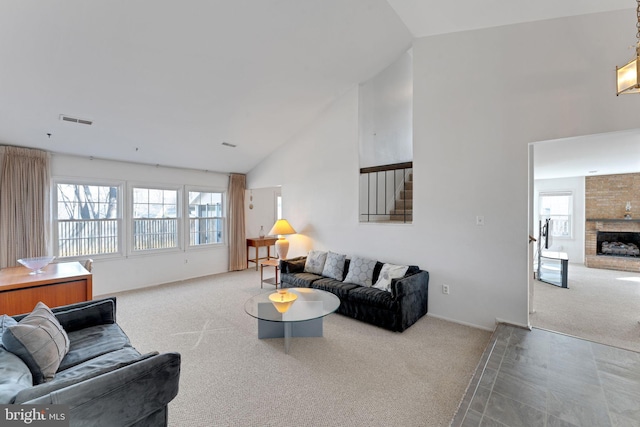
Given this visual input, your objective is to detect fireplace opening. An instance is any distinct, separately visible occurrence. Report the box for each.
[596,231,640,257]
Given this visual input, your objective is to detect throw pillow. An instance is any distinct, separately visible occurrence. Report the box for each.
[343,256,377,287]
[2,302,70,384]
[304,250,327,275]
[373,263,409,292]
[322,252,347,281]
[0,315,18,347]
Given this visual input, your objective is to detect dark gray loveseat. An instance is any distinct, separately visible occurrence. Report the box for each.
[0,298,180,426]
[280,256,429,332]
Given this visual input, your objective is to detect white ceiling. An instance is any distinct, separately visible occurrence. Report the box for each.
[387,0,632,38]
[0,1,635,175]
[534,129,640,180]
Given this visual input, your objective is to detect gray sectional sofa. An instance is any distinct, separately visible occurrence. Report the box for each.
[280,253,429,332]
[0,298,180,426]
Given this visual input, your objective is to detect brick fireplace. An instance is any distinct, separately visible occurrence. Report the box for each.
[585,220,640,271]
[585,173,640,272]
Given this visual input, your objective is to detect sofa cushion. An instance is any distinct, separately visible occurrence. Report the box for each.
[2,302,70,384]
[322,252,346,280]
[304,250,327,274]
[14,347,150,404]
[347,286,399,310]
[310,278,359,299]
[59,323,132,371]
[281,272,323,288]
[53,298,116,333]
[0,348,32,404]
[373,264,409,292]
[343,256,377,287]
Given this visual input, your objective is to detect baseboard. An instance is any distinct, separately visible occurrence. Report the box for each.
[426,313,494,332]
[495,317,531,330]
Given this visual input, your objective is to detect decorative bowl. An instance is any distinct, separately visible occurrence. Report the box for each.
[268,289,298,313]
[17,256,56,274]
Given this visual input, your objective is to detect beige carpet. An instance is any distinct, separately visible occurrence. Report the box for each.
[107,269,491,427]
[531,263,640,353]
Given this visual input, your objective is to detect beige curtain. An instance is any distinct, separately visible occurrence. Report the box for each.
[0,146,51,268]
[228,173,246,271]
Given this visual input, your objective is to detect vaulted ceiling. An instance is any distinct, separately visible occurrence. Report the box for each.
[0,1,633,174]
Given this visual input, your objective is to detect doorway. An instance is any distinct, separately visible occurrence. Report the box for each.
[528,128,640,352]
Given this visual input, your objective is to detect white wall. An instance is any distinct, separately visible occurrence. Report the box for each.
[359,50,413,168]
[248,9,640,330]
[245,187,280,238]
[533,177,585,263]
[51,154,229,296]
[245,186,281,261]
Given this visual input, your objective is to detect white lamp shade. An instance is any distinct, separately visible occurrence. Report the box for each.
[268,219,296,236]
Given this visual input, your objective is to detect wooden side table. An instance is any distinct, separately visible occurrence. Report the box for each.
[260,259,279,289]
[246,237,278,270]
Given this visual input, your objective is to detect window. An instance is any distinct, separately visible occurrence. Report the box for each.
[132,187,179,251]
[188,190,223,246]
[539,191,572,238]
[276,195,282,220]
[54,182,120,257]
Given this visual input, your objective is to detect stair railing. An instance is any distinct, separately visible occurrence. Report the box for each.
[359,161,412,223]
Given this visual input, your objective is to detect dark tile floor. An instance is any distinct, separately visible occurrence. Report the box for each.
[451,324,640,427]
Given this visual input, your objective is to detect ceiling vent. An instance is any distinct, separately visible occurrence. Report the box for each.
[59,114,93,126]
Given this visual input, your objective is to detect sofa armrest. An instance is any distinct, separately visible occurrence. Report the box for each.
[279,256,306,274]
[391,270,429,299]
[23,352,181,427]
[391,270,429,332]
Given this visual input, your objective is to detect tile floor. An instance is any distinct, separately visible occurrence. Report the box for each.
[451,324,640,427]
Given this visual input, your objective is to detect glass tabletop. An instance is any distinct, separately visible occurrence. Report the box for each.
[244,287,340,323]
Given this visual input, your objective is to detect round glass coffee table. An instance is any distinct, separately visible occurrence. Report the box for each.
[244,287,340,353]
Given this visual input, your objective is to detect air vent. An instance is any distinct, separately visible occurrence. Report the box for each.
[60,114,93,126]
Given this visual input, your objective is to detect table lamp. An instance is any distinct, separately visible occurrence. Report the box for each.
[268,219,296,259]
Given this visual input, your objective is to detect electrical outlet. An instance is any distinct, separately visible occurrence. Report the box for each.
[442,284,450,295]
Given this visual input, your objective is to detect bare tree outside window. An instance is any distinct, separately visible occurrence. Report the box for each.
[56,183,119,257]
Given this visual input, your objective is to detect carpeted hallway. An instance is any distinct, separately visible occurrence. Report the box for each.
[107,269,491,426]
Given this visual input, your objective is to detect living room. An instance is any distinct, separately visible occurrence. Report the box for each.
[2,1,640,426]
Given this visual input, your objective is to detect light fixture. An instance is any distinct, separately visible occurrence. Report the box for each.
[268,289,297,313]
[616,0,640,95]
[268,219,296,259]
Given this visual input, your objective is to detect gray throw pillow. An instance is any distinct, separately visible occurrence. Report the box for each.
[373,263,409,292]
[343,256,377,287]
[2,302,70,384]
[322,252,346,280]
[304,250,327,275]
[0,315,18,348]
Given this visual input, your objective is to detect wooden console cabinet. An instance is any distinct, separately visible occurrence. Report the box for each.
[0,262,93,316]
